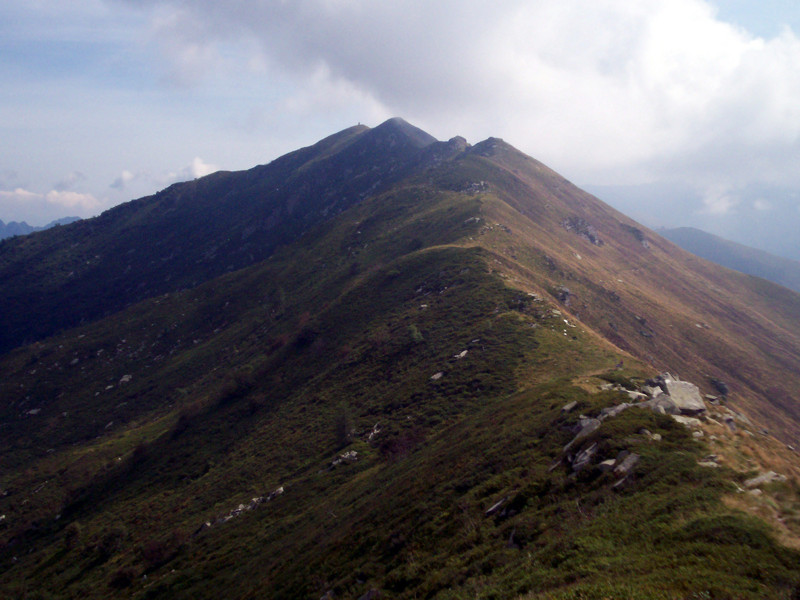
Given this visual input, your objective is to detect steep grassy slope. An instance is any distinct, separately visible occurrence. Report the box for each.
[4,179,799,599]
[428,139,800,442]
[4,121,800,598]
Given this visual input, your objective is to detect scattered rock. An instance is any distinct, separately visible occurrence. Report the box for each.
[613,453,640,477]
[430,372,443,380]
[744,471,787,489]
[598,459,616,472]
[485,497,507,516]
[453,350,468,359]
[600,403,632,420]
[507,527,518,549]
[331,451,358,468]
[561,401,578,413]
[612,476,630,490]
[562,216,604,246]
[368,423,381,441]
[671,415,703,428]
[564,418,601,451]
[556,286,573,307]
[722,416,737,431]
[710,378,729,397]
[572,442,598,472]
[639,395,680,415]
[119,374,132,384]
[698,461,719,468]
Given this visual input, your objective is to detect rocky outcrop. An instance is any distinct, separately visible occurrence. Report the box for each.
[612,373,707,418]
[562,216,604,246]
[196,485,285,535]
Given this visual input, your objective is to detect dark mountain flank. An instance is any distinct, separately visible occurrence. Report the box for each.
[3,120,800,599]
[0,119,435,353]
[661,226,800,294]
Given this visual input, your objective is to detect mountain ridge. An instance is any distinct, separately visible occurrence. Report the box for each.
[3,119,800,598]
[0,119,439,354]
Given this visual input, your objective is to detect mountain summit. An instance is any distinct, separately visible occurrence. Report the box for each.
[3,119,800,598]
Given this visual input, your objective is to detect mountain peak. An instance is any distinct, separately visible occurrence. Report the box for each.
[370,117,438,148]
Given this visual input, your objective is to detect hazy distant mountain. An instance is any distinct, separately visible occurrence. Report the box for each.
[660,226,800,293]
[0,216,80,240]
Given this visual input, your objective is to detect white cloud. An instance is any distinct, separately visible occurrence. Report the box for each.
[698,185,738,215]
[44,190,101,210]
[159,157,219,186]
[118,0,800,192]
[0,187,41,202]
[110,170,137,190]
[188,157,217,178]
[753,198,771,211]
[0,186,100,223]
[54,171,87,192]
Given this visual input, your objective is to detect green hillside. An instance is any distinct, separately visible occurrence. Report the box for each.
[3,120,800,598]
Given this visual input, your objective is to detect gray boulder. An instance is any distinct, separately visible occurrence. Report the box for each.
[639,395,680,415]
[626,390,648,402]
[564,418,601,451]
[572,442,598,472]
[600,403,632,420]
[561,400,578,413]
[598,459,616,472]
[613,452,640,476]
[671,415,703,428]
[641,385,662,398]
[663,379,706,415]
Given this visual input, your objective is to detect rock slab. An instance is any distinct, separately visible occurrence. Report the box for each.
[663,379,706,415]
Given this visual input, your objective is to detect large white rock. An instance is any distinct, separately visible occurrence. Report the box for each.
[663,379,706,415]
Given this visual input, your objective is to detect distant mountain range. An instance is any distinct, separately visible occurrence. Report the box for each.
[660,226,800,293]
[0,216,80,240]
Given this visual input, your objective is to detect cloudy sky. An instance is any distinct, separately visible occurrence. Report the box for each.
[3,0,800,258]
